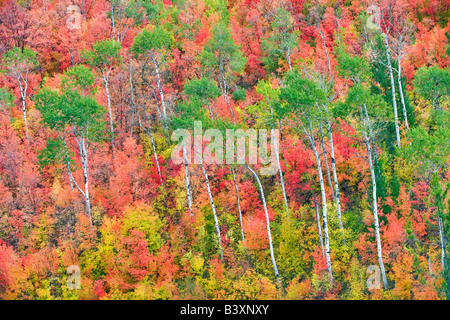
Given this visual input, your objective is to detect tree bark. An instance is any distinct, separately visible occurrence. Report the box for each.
[266,99,289,216]
[200,157,224,260]
[152,56,166,120]
[183,141,193,216]
[397,57,409,130]
[326,118,345,244]
[383,34,401,148]
[147,118,163,186]
[271,128,289,216]
[319,123,334,200]
[231,166,245,242]
[221,71,236,125]
[104,76,115,151]
[307,123,333,283]
[363,103,388,289]
[75,132,93,229]
[243,164,280,281]
[314,197,325,257]
[439,215,446,271]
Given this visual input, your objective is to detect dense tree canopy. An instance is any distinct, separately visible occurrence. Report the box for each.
[0,0,450,300]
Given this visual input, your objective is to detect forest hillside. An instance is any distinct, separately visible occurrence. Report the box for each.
[0,0,450,300]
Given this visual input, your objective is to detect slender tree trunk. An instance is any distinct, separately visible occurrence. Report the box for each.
[439,215,446,271]
[314,197,325,256]
[383,34,401,148]
[18,78,29,140]
[363,104,388,289]
[75,133,93,229]
[317,21,332,78]
[317,22,345,244]
[266,99,289,216]
[104,77,115,151]
[200,153,223,260]
[244,164,280,281]
[307,124,333,283]
[221,72,236,125]
[152,57,166,120]
[319,123,334,200]
[21,92,29,140]
[138,114,163,186]
[183,141,192,216]
[110,4,115,42]
[231,166,245,242]
[326,117,345,244]
[397,57,409,130]
[271,128,289,216]
[147,119,163,186]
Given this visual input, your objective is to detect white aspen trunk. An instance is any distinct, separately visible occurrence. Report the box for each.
[110,4,116,42]
[319,123,334,200]
[150,87,165,126]
[243,164,280,281]
[17,74,29,140]
[326,118,345,244]
[439,215,445,271]
[271,128,289,216]
[221,72,236,125]
[104,76,115,150]
[317,22,346,244]
[182,141,192,216]
[397,57,409,130]
[21,90,29,140]
[309,128,333,284]
[267,100,289,216]
[76,133,93,229]
[152,57,166,119]
[147,119,163,186]
[317,21,332,77]
[363,104,388,289]
[231,166,245,242]
[314,197,325,257]
[286,48,292,71]
[383,34,401,149]
[200,156,224,260]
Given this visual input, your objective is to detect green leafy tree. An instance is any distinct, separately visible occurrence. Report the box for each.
[336,49,390,289]
[261,8,298,74]
[183,77,220,119]
[132,26,174,120]
[82,39,121,150]
[280,70,333,283]
[199,21,247,124]
[413,65,450,111]
[35,65,106,228]
[403,110,450,294]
